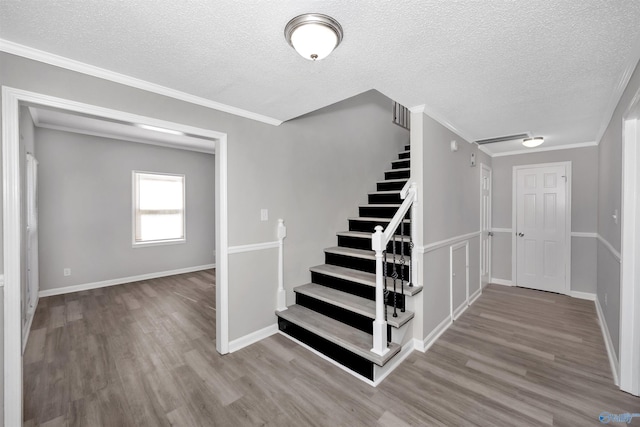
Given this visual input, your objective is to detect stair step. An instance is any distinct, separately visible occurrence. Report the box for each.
[391,159,410,169]
[384,168,410,180]
[325,246,411,264]
[368,190,403,204]
[337,230,412,253]
[359,204,410,219]
[377,179,408,191]
[295,283,414,328]
[276,305,400,367]
[310,264,422,296]
[398,151,410,159]
[404,144,410,151]
[348,217,411,235]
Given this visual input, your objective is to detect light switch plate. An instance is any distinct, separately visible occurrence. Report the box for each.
[261,209,268,221]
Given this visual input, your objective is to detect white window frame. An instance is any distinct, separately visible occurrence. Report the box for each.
[132,170,186,247]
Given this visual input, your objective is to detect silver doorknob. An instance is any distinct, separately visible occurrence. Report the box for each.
[518,232,524,237]
[488,231,494,237]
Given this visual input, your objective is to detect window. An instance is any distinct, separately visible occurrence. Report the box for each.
[133,171,185,246]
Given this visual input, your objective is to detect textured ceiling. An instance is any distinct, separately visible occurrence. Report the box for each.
[3,1,640,154]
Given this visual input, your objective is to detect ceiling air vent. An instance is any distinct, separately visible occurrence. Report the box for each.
[475,133,530,145]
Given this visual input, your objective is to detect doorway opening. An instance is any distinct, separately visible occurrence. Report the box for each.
[2,87,229,426]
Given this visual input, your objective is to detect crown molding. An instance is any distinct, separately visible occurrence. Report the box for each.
[488,140,598,158]
[0,39,283,126]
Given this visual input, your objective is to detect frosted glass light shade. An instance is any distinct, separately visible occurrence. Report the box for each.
[285,14,343,61]
[522,137,544,148]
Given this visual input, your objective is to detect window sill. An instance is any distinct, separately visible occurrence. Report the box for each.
[132,239,186,248]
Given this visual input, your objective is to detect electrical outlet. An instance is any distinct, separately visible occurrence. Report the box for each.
[261,209,268,221]
[63,268,71,277]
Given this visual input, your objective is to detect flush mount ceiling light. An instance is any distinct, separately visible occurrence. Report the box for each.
[284,13,343,61]
[522,136,544,148]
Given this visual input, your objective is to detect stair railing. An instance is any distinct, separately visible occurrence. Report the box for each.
[392,101,410,130]
[371,181,417,356]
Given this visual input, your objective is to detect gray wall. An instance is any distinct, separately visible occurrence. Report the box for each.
[419,113,491,338]
[597,59,640,359]
[490,146,599,293]
[227,90,408,341]
[35,128,215,291]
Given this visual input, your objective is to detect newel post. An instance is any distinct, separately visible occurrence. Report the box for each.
[409,182,418,286]
[276,219,287,311]
[371,225,390,356]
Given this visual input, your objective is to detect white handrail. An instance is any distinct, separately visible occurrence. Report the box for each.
[370,182,417,356]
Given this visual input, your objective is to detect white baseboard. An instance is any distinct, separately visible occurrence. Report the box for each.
[417,315,452,353]
[491,278,514,286]
[229,323,278,353]
[372,340,416,385]
[595,296,620,386]
[452,301,467,320]
[569,291,596,301]
[469,287,482,304]
[38,263,216,297]
[22,295,39,354]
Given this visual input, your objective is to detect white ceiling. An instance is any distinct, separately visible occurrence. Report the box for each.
[3,1,640,155]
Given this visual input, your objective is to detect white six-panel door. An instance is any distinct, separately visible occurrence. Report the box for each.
[515,164,569,294]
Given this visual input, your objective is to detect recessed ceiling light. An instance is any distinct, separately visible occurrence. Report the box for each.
[522,136,544,148]
[136,123,185,136]
[284,13,343,61]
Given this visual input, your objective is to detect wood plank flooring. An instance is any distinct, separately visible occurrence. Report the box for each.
[24,277,640,426]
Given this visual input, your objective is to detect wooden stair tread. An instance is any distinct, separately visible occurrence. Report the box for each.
[368,190,402,195]
[377,178,407,184]
[360,203,401,208]
[336,231,411,241]
[384,167,410,173]
[348,216,410,223]
[294,283,414,328]
[310,264,422,296]
[325,246,411,263]
[276,305,401,366]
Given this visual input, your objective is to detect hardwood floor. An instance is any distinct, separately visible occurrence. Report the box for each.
[24,277,639,426]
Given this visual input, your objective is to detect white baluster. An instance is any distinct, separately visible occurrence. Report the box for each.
[276,219,287,311]
[371,225,390,356]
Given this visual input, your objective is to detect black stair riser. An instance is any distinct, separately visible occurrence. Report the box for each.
[385,169,410,180]
[359,206,411,219]
[278,318,375,380]
[368,193,403,204]
[391,160,410,169]
[325,253,410,279]
[377,180,407,191]
[310,271,406,311]
[404,144,410,151]
[338,236,411,254]
[398,152,410,160]
[349,219,411,236]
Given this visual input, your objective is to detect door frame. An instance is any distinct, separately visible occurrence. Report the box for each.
[620,86,640,396]
[480,163,492,288]
[511,161,572,294]
[2,86,230,426]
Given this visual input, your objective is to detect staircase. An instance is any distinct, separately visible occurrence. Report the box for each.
[276,143,422,384]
